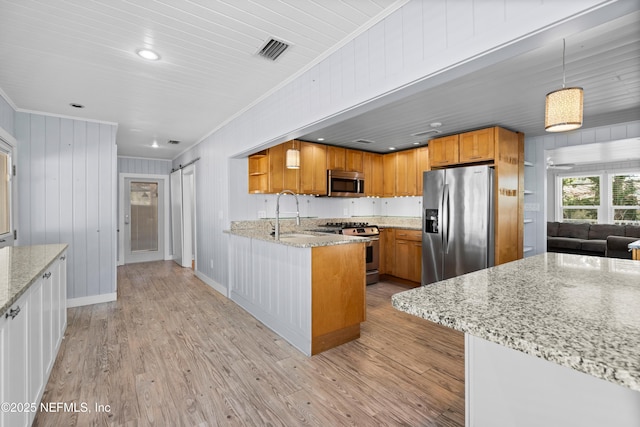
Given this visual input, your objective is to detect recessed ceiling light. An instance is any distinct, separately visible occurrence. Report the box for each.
[317,138,325,141]
[430,122,442,128]
[136,49,160,61]
[389,147,396,151]
[69,103,84,109]
[151,141,159,148]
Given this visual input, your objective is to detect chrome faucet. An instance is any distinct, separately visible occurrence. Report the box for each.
[275,190,300,240]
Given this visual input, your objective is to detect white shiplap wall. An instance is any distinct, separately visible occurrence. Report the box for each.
[0,94,14,135]
[14,112,118,303]
[524,120,640,256]
[117,156,172,176]
[175,0,617,293]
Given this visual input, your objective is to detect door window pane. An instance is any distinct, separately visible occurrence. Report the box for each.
[130,182,158,252]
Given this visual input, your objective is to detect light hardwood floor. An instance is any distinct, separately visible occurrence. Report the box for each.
[35,261,464,426]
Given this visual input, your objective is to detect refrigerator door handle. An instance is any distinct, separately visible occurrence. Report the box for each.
[442,184,450,254]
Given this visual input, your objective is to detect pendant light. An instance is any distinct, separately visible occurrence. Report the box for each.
[545,39,583,132]
[286,140,300,169]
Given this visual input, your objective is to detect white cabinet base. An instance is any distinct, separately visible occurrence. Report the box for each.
[465,334,640,427]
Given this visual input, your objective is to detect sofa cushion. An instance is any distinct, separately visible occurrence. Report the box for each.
[547,222,560,237]
[588,224,625,240]
[557,222,590,239]
[625,225,640,238]
[581,239,606,254]
[547,237,584,251]
[606,235,635,259]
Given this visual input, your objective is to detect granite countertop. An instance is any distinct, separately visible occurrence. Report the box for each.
[0,244,68,317]
[226,228,370,248]
[392,253,640,391]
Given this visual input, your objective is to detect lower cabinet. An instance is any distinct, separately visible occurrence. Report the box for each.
[394,229,422,283]
[380,228,422,284]
[0,251,67,427]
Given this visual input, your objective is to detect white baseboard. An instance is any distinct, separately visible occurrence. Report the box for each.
[195,270,228,297]
[67,292,117,308]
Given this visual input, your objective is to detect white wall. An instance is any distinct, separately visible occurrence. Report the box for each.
[14,112,118,302]
[524,120,640,256]
[174,0,630,292]
[0,93,14,135]
[117,156,172,175]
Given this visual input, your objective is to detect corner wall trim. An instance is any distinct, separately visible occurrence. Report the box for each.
[67,292,117,308]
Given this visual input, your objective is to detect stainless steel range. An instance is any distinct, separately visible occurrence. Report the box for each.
[321,222,380,285]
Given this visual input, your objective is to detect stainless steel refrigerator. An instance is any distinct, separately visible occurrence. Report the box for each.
[422,165,494,285]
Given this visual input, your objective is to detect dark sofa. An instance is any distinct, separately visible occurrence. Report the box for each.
[547,222,640,259]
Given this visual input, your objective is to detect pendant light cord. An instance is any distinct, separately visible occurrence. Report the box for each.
[562,38,566,89]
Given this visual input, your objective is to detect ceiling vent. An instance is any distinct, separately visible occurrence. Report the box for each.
[411,129,442,137]
[168,140,180,145]
[257,38,290,61]
[354,139,375,144]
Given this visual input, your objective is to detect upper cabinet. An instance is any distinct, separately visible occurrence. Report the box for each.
[459,128,495,164]
[300,141,327,195]
[248,150,269,193]
[326,146,363,172]
[428,135,459,167]
[268,143,299,193]
[416,146,430,195]
[394,149,418,196]
[363,152,384,197]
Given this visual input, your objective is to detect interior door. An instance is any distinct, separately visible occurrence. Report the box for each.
[124,178,165,264]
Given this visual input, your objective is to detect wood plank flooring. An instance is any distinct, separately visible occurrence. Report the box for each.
[34,261,465,426]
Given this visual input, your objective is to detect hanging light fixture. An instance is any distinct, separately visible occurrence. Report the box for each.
[286,140,300,169]
[545,39,584,132]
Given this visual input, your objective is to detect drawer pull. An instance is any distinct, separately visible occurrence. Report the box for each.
[5,305,21,319]
[43,272,52,279]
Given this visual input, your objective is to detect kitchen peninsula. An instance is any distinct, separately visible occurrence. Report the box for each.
[392,253,640,427]
[227,221,369,355]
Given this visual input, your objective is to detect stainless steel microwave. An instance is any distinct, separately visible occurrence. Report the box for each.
[327,170,365,197]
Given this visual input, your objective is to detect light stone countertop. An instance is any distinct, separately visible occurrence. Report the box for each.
[391,253,640,391]
[0,244,68,317]
[225,228,370,248]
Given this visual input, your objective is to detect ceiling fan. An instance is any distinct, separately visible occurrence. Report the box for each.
[546,157,575,170]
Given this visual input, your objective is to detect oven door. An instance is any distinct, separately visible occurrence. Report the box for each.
[365,237,380,285]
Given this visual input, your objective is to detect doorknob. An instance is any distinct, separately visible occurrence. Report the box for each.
[125,214,130,225]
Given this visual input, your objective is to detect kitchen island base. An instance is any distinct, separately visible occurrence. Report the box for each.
[229,235,365,356]
[466,334,640,427]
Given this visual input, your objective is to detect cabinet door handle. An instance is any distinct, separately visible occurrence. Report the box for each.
[60,255,66,261]
[43,272,52,279]
[5,305,21,319]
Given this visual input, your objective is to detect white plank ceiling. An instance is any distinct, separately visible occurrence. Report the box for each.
[0,0,405,158]
[0,1,638,160]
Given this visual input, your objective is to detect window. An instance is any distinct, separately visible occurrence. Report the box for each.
[559,175,601,223]
[611,173,640,225]
[0,138,13,246]
[556,171,640,225]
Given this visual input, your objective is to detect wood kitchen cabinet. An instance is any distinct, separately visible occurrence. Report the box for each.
[395,149,418,196]
[382,154,396,197]
[459,128,495,164]
[416,146,430,195]
[326,146,363,172]
[345,149,363,172]
[429,134,460,167]
[394,229,422,283]
[300,141,327,195]
[363,152,384,197]
[248,150,269,193]
[379,228,395,276]
[269,142,300,193]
